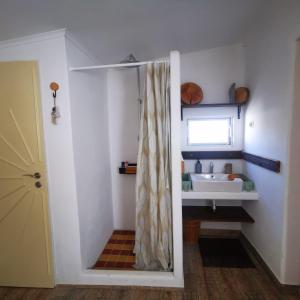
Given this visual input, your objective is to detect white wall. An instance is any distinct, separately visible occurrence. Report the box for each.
[107,68,140,230]
[283,41,300,285]
[0,30,83,283]
[170,51,184,287]
[242,0,300,284]
[66,37,114,268]
[181,44,245,103]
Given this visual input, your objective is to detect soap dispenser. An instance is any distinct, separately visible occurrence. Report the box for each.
[195,160,202,174]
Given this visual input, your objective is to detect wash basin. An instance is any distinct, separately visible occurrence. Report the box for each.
[190,173,243,193]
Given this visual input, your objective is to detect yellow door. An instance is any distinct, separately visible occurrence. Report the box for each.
[0,61,54,288]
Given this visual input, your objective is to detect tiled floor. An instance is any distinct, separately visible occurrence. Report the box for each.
[93,230,135,270]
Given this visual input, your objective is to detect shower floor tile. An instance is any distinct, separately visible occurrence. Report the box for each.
[92,230,136,270]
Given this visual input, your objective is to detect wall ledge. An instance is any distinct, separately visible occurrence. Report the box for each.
[182,151,281,173]
[0,29,67,50]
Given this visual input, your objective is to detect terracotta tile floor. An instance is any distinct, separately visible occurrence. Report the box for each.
[93,230,135,270]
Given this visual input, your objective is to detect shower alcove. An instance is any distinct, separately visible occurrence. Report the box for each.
[67,48,183,287]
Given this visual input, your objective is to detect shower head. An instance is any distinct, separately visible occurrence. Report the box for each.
[120,54,139,68]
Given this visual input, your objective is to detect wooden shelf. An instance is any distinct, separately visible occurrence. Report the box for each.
[181,103,244,120]
[182,206,254,223]
[119,165,137,174]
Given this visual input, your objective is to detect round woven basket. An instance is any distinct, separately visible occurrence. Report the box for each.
[181,82,203,105]
[235,87,250,104]
[183,219,201,245]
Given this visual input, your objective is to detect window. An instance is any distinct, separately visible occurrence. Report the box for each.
[187,118,232,145]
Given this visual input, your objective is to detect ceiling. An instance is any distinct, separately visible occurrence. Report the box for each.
[0,0,268,63]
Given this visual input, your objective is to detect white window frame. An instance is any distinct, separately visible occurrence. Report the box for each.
[187,117,233,146]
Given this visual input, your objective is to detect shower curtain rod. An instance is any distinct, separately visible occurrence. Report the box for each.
[69,59,168,71]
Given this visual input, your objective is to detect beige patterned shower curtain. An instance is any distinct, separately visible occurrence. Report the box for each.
[134,61,173,271]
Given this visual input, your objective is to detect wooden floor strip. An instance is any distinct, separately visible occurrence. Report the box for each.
[1,240,299,299]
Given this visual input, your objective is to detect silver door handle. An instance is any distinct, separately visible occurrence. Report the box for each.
[22,172,41,179]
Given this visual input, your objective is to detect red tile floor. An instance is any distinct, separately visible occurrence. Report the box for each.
[93,230,135,270]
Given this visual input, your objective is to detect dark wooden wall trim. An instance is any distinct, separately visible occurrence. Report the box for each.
[182,151,243,160]
[242,152,281,173]
[181,151,281,173]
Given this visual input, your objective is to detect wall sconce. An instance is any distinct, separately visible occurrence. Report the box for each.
[49,82,60,124]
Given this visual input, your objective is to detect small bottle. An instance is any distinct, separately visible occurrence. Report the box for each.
[224,163,233,174]
[195,160,202,174]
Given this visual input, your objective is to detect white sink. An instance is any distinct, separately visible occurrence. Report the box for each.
[190,173,243,193]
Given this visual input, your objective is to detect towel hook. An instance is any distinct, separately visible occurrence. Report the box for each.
[49,82,60,124]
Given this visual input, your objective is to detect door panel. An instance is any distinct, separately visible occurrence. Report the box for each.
[0,61,54,287]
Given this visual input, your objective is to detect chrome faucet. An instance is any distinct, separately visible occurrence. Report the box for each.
[209,161,214,174]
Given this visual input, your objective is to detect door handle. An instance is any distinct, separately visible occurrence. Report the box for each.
[22,172,41,179]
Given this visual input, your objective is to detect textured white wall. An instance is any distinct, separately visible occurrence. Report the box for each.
[107,68,140,230]
[66,37,114,269]
[242,0,300,284]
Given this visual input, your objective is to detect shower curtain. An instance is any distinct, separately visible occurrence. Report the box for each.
[134,61,173,271]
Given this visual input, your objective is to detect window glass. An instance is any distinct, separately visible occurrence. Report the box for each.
[187,118,232,145]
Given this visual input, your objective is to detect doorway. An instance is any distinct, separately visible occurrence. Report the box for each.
[0,61,54,288]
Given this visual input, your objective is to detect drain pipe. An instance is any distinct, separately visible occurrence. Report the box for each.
[212,200,216,212]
